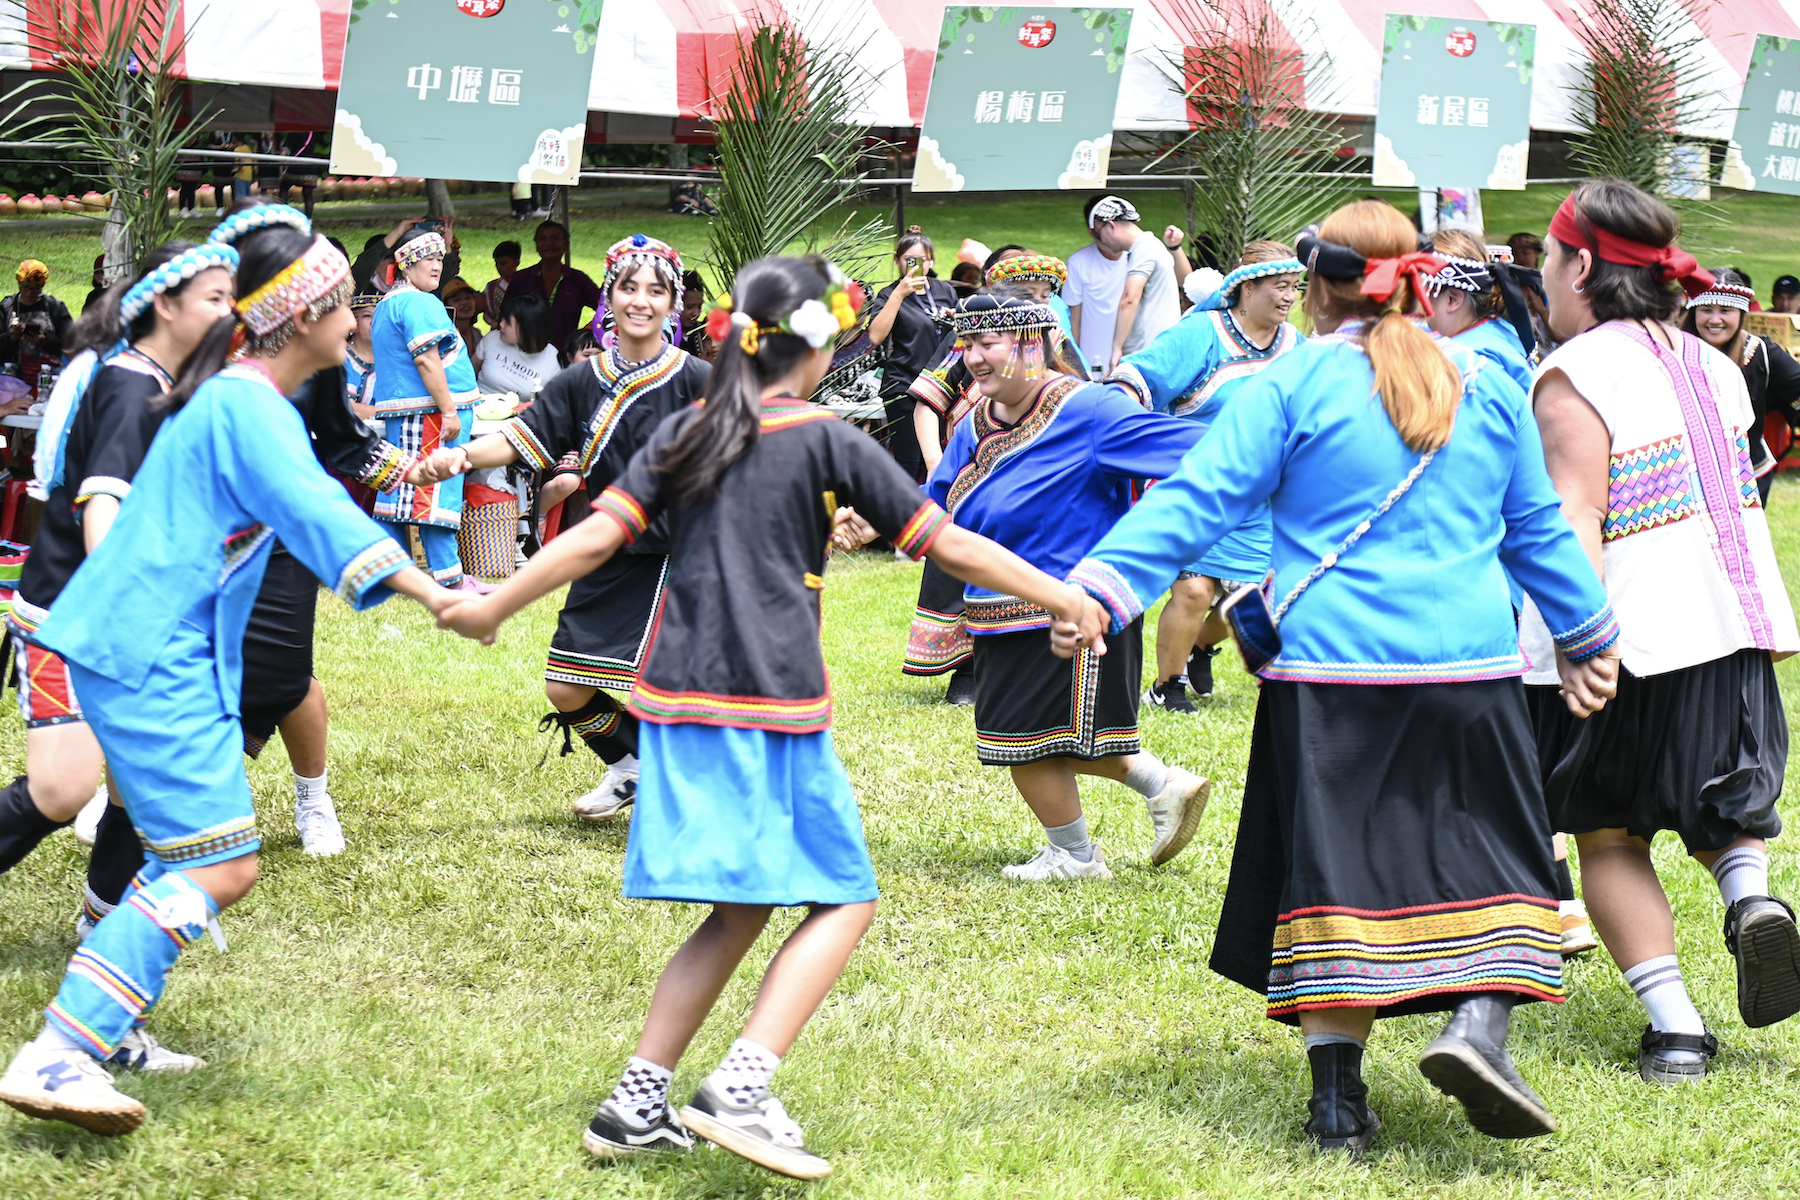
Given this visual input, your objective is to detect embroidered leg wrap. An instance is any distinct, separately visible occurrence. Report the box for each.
[83,802,147,923]
[45,865,218,1056]
[538,693,638,765]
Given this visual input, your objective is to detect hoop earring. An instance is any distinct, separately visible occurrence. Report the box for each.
[1572,279,1585,294]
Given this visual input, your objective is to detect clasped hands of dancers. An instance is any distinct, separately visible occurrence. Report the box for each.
[5,181,1800,1180]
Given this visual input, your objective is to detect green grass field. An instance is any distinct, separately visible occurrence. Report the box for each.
[1,477,1799,1198]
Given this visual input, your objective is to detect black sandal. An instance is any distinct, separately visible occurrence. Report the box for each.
[1723,895,1800,1029]
[1637,1026,1718,1086]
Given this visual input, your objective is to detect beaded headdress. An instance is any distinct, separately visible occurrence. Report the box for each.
[394,231,446,270]
[207,203,311,247]
[235,235,353,351]
[119,244,239,325]
[1422,255,1493,297]
[349,289,382,313]
[985,254,1068,290]
[1216,258,1305,305]
[951,294,1062,380]
[604,234,684,308]
[704,260,864,357]
[1685,282,1755,312]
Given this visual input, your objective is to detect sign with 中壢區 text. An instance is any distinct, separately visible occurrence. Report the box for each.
[912,7,1134,192]
[1372,16,1535,191]
[1723,35,1800,195]
[332,0,604,184]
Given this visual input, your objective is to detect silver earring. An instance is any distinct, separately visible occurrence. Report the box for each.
[1572,279,1585,294]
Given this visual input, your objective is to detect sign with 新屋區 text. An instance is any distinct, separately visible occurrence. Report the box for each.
[331,0,604,184]
[1372,15,1535,191]
[912,7,1133,192]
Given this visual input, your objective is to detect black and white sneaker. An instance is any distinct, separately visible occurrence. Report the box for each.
[943,666,976,707]
[1187,646,1220,698]
[1144,678,1197,714]
[679,1078,831,1180]
[582,1099,693,1159]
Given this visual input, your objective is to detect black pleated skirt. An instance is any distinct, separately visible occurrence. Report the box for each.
[970,620,1142,765]
[240,540,318,750]
[1528,648,1787,853]
[1211,678,1564,1024]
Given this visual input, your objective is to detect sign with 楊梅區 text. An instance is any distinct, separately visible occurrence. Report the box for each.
[331,0,604,184]
[1372,15,1535,191]
[912,7,1134,192]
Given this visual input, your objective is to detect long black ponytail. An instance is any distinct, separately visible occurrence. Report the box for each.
[657,255,832,505]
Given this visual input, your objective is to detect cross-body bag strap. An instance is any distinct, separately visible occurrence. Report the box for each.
[1270,450,1435,627]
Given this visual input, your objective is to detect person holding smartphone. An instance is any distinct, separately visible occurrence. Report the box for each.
[866,228,958,479]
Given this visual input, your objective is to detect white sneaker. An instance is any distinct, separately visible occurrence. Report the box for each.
[1145,768,1211,866]
[108,1029,205,1073]
[72,785,109,847]
[0,1041,146,1135]
[1001,843,1113,882]
[294,784,346,856]
[572,761,638,824]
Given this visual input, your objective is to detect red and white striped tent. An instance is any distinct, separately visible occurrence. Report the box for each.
[0,0,1774,140]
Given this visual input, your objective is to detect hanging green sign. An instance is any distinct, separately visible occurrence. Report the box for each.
[1372,16,1535,191]
[912,6,1134,193]
[1723,35,1800,195]
[331,0,602,185]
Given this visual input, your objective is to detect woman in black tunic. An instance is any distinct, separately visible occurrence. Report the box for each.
[865,229,958,479]
[1679,268,1800,504]
[416,235,709,823]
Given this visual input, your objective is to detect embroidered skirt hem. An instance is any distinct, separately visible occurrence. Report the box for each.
[971,620,1142,765]
[545,552,668,694]
[904,559,971,676]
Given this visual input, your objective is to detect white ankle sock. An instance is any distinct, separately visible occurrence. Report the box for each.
[1559,899,1587,918]
[1303,1032,1366,1051]
[1122,752,1169,798]
[1624,955,1707,1062]
[710,1037,780,1107]
[294,769,327,799]
[607,1055,672,1128]
[1044,814,1094,862]
[1711,846,1770,907]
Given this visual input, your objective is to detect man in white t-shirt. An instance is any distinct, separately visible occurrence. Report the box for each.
[1083,195,1185,372]
[1065,196,1132,378]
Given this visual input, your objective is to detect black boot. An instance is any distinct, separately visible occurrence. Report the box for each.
[83,801,146,927]
[1418,994,1555,1139]
[1303,1041,1380,1155]
[0,775,66,874]
[943,665,976,707]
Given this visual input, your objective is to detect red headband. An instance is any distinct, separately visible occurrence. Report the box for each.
[1548,194,1713,299]
[1361,251,1448,317]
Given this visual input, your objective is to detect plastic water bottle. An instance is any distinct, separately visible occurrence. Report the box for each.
[37,365,53,401]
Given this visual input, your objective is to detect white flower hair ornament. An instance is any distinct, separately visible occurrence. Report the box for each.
[785,299,841,349]
[1184,266,1225,309]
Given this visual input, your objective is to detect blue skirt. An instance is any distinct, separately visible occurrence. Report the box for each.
[624,722,878,906]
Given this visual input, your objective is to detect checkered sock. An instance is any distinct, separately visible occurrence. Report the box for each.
[1711,845,1770,908]
[710,1037,780,1107]
[606,1055,673,1128]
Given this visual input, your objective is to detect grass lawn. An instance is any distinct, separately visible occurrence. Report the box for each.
[2,471,1800,1196]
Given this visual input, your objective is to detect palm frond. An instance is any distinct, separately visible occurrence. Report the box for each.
[703,21,892,292]
[1149,0,1356,264]
[0,0,216,274]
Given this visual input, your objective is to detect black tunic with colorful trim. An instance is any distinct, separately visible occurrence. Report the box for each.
[502,344,710,692]
[594,396,950,732]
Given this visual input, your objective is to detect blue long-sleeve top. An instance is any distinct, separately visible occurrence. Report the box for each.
[1107,307,1303,580]
[1453,316,1533,394]
[38,363,409,709]
[923,375,1202,632]
[1068,322,1619,683]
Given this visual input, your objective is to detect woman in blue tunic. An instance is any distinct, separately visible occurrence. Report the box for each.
[1421,227,1537,393]
[1107,241,1305,712]
[439,256,1098,1178]
[916,291,1212,882]
[0,209,454,1136]
[1063,200,1621,1151]
[369,227,480,589]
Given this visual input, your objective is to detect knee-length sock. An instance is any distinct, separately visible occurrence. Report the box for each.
[0,775,68,874]
[44,865,218,1057]
[82,803,147,924]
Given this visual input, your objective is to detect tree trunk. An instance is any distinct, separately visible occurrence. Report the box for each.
[101,191,133,284]
[425,178,455,219]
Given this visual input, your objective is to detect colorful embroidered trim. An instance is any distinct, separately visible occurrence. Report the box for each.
[219,523,274,588]
[963,594,1054,634]
[985,253,1068,288]
[1218,257,1304,301]
[759,405,836,433]
[1266,894,1564,1019]
[973,641,1137,764]
[358,441,418,492]
[629,681,834,733]
[119,243,238,324]
[1068,557,1143,634]
[1104,361,1151,408]
[1552,602,1621,662]
[893,501,951,560]
[1686,283,1754,311]
[335,540,410,600]
[1606,435,1696,540]
[64,950,156,1022]
[951,295,1060,338]
[903,607,973,675]
[545,648,642,695]
[1736,431,1763,505]
[143,815,260,863]
[604,233,684,310]
[1258,655,1526,685]
[577,346,686,470]
[236,235,351,336]
[595,486,650,544]
[946,375,1081,513]
[502,418,557,471]
[395,231,447,269]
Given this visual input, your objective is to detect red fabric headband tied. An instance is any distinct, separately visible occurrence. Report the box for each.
[1548,195,1713,299]
[1360,251,1448,317]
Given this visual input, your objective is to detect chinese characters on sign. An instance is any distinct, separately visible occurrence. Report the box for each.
[406,63,522,105]
[1373,16,1535,190]
[974,89,1067,124]
[1415,96,1491,127]
[1728,41,1800,195]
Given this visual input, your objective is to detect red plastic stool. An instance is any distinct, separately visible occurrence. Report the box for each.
[0,479,29,543]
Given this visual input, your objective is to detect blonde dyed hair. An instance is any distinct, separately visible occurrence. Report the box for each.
[1303,200,1462,452]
